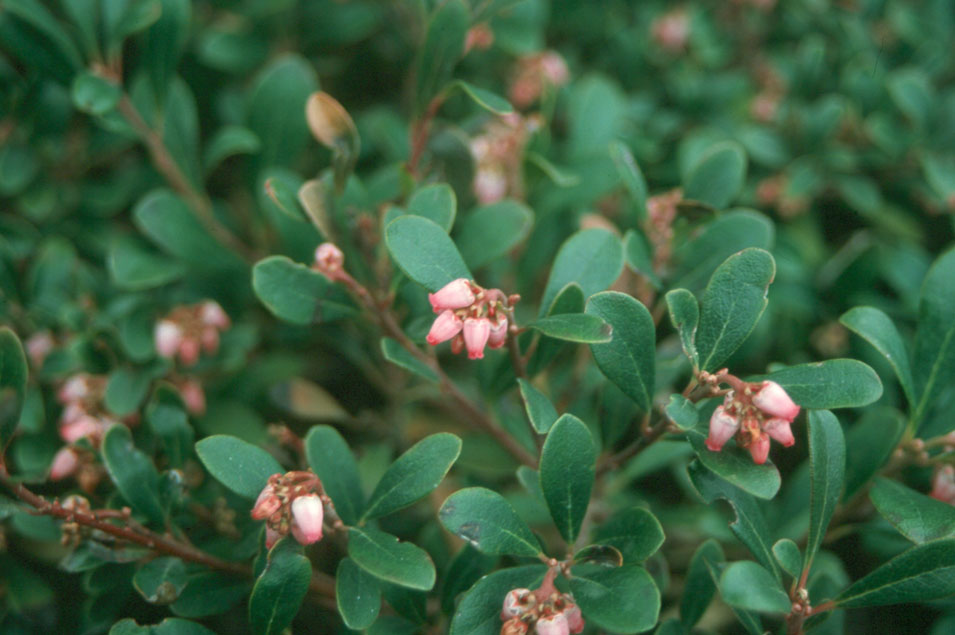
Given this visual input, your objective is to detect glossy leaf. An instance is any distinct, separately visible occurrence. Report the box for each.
[133,557,187,605]
[623,229,660,287]
[574,544,624,568]
[109,618,214,635]
[252,255,354,325]
[381,338,439,382]
[840,306,915,404]
[439,487,542,557]
[773,539,802,579]
[249,539,311,635]
[108,238,187,291]
[686,427,781,500]
[844,407,906,501]
[804,410,845,572]
[696,248,775,371]
[203,126,261,173]
[570,565,661,634]
[104,367,152,416]
[456,200,533,270]
[305,425,364,526]
[170,573,247,618]
[609,140,648,217]
[870,477,955,543]
[539,229,624,316]
[72,72,121,115]
[362,433,462,521]
[539,414,596,544]
[414,0,469,112]
[683,141,747,209]
[680,539,725,627]
[517,378,558,434]
[0,328,27,452]
[336,558,381,630]
[666,289,700,368]
[526,313,612,343]
[453,80,513,115]
[406,183,456,232]
[146,385,194,469]
[760,359,883,409]
[836,539,955,608]
[719,561,790,614]
[246,55,318,169]
[913,247,955,426]
[665,394,699,431]
[385,215,471,292]
[348,528,436,591]
[102,425,165,525]
[592,507,665,564]
[586,291,655,412]
[195,435,283,500]
[449,565,546,635]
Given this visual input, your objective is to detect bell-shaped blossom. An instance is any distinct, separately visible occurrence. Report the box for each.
[748,434,771,465]
[201,327,220,354]
[705,406,740,452]
[50,447,80,481]
[536,612,570,635]
[251,484,282,520]
[314,242,344,274]
[60,415,105,444]
[563,604,584,634]
[199,301,231,329]
[764,418,795,447]
[427,310,464,345]
[290,494,324,545]
[463,317,492,359]
[179,337,201,366]
[58,375,90,403]
[501,588,533,620]
[154,320,183,358]
[428,279,475,313]
[931,466,955,505]
[501,617,529,635]
[179,380,206,415]
[753,381,800,421]
[488,315,509,349]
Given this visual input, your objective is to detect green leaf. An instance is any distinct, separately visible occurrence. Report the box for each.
[406,183,457,232]
[104,367,152,416]
[103,0,162,53]
[381,338,439,382]
[72,72,121,115]
[170,573,247,618]
[246,55,319,169]
[719,561,790,614]
[385,215,471,292]
[449,565,546,635]
[110,618,215,635]
[414,0,469,113]
[696,248,775,371]
[195,435,283,499]
[0,328,28,452]
[252,255,354,325]
[336,558,381,630]
[304,425,364,526]
[526,313,612,343]
[913,247,955,426]
[592,507,665,564]
[686,427,781,500]
[665,395,699,431]
[539,228,624,317]
[870,478,955,543]
[760,359,883,409]
[680,539,724,627]
[623,229,660,287]
[609,140,648,217]
[688,461,782,582]
[439,487,541,557]
[348,528,436,591]
[844,407,906,501]
[101,425,165,525]
[683,141,747,209]
[453,80,513,115]
[773,539,802,579]
[146,385,193,469]
[4,0,84,71]
[143,0,191,102]
[108,238,187,291]
[362,433,462,521]
[203,126,261,173]
[666,289,700,368]
[517,379,558,434]
[836,539,955,608]
[573,544,624,568]
[539,414,595,544]
[570,565,661,634]
[456,200,533,270]
[840,306,915,405]
[804,410,845,573]
[133,557,187,605]
[249,539,311,635]
[586,291,655,412]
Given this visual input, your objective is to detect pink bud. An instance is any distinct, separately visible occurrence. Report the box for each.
[748,434,771,465]
[26,331,54,368]
[427,310,464,346]
[536,612,570,635]
[60,402,86,426]
[428,279,475,313]
[474,167,508,204]
[60,414,104,443]
[178,337,201,366]
[464,317,492,360]
[154,320,184,358]
[251,484,283,520]
[753,381,800,421]
[179,380,206,415]
[488,315,509,349]
[58,375,90,404]
[501,588,533,621]
[200,327,220,354]
[540,52,569,85]
[199,301,231,329]
[50,447,80,480]
[563,604,584,634]
[931,466,955,504]
[265,526,282,549]
[705,406,740,452]
[290,494,324,545]
[314,242,345,274]
[764,418,795,447]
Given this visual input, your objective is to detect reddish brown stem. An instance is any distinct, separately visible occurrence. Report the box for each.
[407,94,447,178]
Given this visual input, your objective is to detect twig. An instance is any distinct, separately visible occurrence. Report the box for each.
[407,93,446,178]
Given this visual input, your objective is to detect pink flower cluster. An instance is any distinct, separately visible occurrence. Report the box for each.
[509,51,570,109]
[651,9,690,52]
[706,380,800,464]
[426,279,517,360]
[470,112,541,204]
[931,466,955,504]
[251,471,328,548]
[500,579,584,635]
[154,301,231,366]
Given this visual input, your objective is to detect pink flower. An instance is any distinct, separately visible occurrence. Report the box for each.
[748,434,771,465]
[58,375,90,404]
[154,320,183,358]
[199,301,230,329]
[50,447,80,480]
[251,483,282,520]
[60,414,105,443]
[753,381,800,421]
[536,612,570,635]
[61,402,85,425]
[540,52,569,85]
[463,317,492,359]
[290,494,324,545]
[179,380,206,415]
[705,405,740,452]
[501,617,529,635]
[265,526,282,549]
[563,604,584,634]
[931,466,955,504]
[200,327,220,354]
[501,588,533,621]
[764,418,795,447]
[474,167,508,204]
[178,337,201,366]
[427,310,464,345]
[488,315,509,349]
[428,279,475,313]
[314,242,344,274]
[26,331,54,368]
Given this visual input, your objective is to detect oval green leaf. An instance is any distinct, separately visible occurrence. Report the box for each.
[527,313,613,343]
[517,378,559,434]
[836,539,955,608]
[686,427,781,500]
[912,247,955,426]
[249,539,312,635]
[719,561,791,614]
[592,506,666,564]
[439,487,542,557]
[385,215,471,292]
[336,557,381,630]
[102,425,166,525]
[539,228,624,317]
[570,565,661,634]
[195,435,283,499]
[539,414,596,544]
[840,306,915,405]
[683,141,747,209]
[680,539,725,627]
[305,425,364,526]
[348,527,436,591]
[449,565,547,635]
[760,359,883,409]
[0,328,28,452]
[870,477,955,543]
[666,288,700,368]
[804,410,845,573]
[252,255,354,325]
[457,200,533,270]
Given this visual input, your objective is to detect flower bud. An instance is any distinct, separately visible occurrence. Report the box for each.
[540,52,569,85]
[427,310,464,345]
[50,447,80,481]
[753,381,800,421]
[536,612,570,635]
[265,526,282,549]
[931,466,955,504]
[474,167,508,204]
[179,379,206,415]
[488,315,509,349]
[291,494,324,545]
[26,331,54,368]
[748,434,771,465]
[178,337,201,366]
[60,415,105,444]
[199,301,231,329]
[764,418,795,447]
[428,279,476,313]
[501,588,533,620]
[200,327,220,354]
[251,484,282,520]
[563,603,585,634]
[464,317,492,360]
[58,375,90,404]
[705,406,740,452]
[154,320,184,358]
[314,242,345,274]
